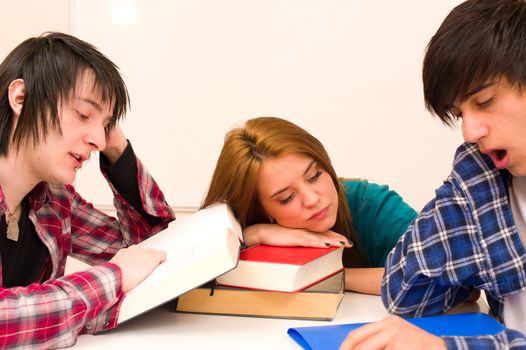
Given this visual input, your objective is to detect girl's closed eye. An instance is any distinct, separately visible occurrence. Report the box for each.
[279,193,295,205]
[308,170,322,183]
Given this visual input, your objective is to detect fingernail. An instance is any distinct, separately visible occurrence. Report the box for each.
[325,242,331,247]
[348,240,354,247]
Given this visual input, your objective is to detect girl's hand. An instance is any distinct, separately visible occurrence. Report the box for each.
[243,223,353,248]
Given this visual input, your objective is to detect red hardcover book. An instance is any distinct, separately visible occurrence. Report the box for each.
[216,245,344,292]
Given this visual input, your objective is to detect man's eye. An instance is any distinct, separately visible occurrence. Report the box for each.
[476,97,493,108]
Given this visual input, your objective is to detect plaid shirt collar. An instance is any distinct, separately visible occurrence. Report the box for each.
[382,143,526,346]
[0,182,50,215]
[451,143,526,293]
[443,143,526,320]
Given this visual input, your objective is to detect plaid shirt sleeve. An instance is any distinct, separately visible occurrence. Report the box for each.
[69,156,175,266]
[381,179,479,317]
[381,143,526,348]
[444,329,526,349]
[0,155,173,348]
[65,156,174,335]
[0,263,122,349]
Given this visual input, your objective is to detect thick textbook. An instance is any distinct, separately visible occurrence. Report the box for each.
[174,270,344,320]
[66,204,242,325]
[216,245,344,292]
[287,312,505,350]
[116,203,242,324]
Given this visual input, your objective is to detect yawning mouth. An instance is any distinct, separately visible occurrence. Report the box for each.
[488,149,509,169]
[495,150,507,161]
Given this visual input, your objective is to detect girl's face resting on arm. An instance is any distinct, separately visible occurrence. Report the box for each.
[256,152,338,233]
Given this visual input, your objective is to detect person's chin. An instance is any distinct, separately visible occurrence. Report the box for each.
[52,172,76,185]
[310,219,335,233]
[508,164,526,177]
[65,175,76,185]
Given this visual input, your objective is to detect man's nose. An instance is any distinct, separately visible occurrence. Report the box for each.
[461,111,488,144]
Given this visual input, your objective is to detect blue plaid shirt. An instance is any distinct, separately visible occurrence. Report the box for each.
[382,143,526,349]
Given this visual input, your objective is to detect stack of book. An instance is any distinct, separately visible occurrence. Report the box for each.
[174,244,345,320]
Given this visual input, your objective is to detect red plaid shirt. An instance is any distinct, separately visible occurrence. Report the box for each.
[0,158,174,349]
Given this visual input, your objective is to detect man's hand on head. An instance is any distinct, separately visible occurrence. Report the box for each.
[102,125,128,164]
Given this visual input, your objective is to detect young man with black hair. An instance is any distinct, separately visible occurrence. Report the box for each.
[0,32,174,348]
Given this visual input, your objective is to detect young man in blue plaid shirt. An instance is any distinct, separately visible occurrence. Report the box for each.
[340,0,526,349]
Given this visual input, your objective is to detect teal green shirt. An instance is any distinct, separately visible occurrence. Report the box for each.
[343,179,417,267]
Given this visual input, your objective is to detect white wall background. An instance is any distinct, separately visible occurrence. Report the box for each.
[0,0,70,53]
[2,1,465,213]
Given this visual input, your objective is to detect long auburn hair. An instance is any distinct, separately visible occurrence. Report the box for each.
[202,116,368,267]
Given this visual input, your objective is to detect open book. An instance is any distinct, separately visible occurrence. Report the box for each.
[175,270,344,320]
[67,203,242,325]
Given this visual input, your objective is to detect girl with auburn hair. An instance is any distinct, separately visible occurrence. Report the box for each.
[202,116,416,294]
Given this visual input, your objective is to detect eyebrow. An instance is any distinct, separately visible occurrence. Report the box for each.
[447,81,497,111]
[76,97,113,122]
[464,81,496,100]
[269,160,316,198]
[78,97,103,112]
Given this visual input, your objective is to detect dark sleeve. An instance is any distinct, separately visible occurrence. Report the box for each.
[99,141,161,227]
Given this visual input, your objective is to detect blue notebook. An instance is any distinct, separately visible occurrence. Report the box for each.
[287,312,505,350]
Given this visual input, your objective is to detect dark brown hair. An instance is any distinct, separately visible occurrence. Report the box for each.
[423,0,526,125]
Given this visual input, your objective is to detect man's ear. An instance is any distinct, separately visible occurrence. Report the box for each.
[8,79,25,117]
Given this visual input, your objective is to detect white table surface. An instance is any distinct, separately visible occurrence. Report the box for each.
[72,292,489,349]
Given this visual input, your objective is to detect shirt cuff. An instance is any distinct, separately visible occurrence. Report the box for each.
[100,140,136,185]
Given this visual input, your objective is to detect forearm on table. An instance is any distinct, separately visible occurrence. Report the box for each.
[344,267,384,295]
